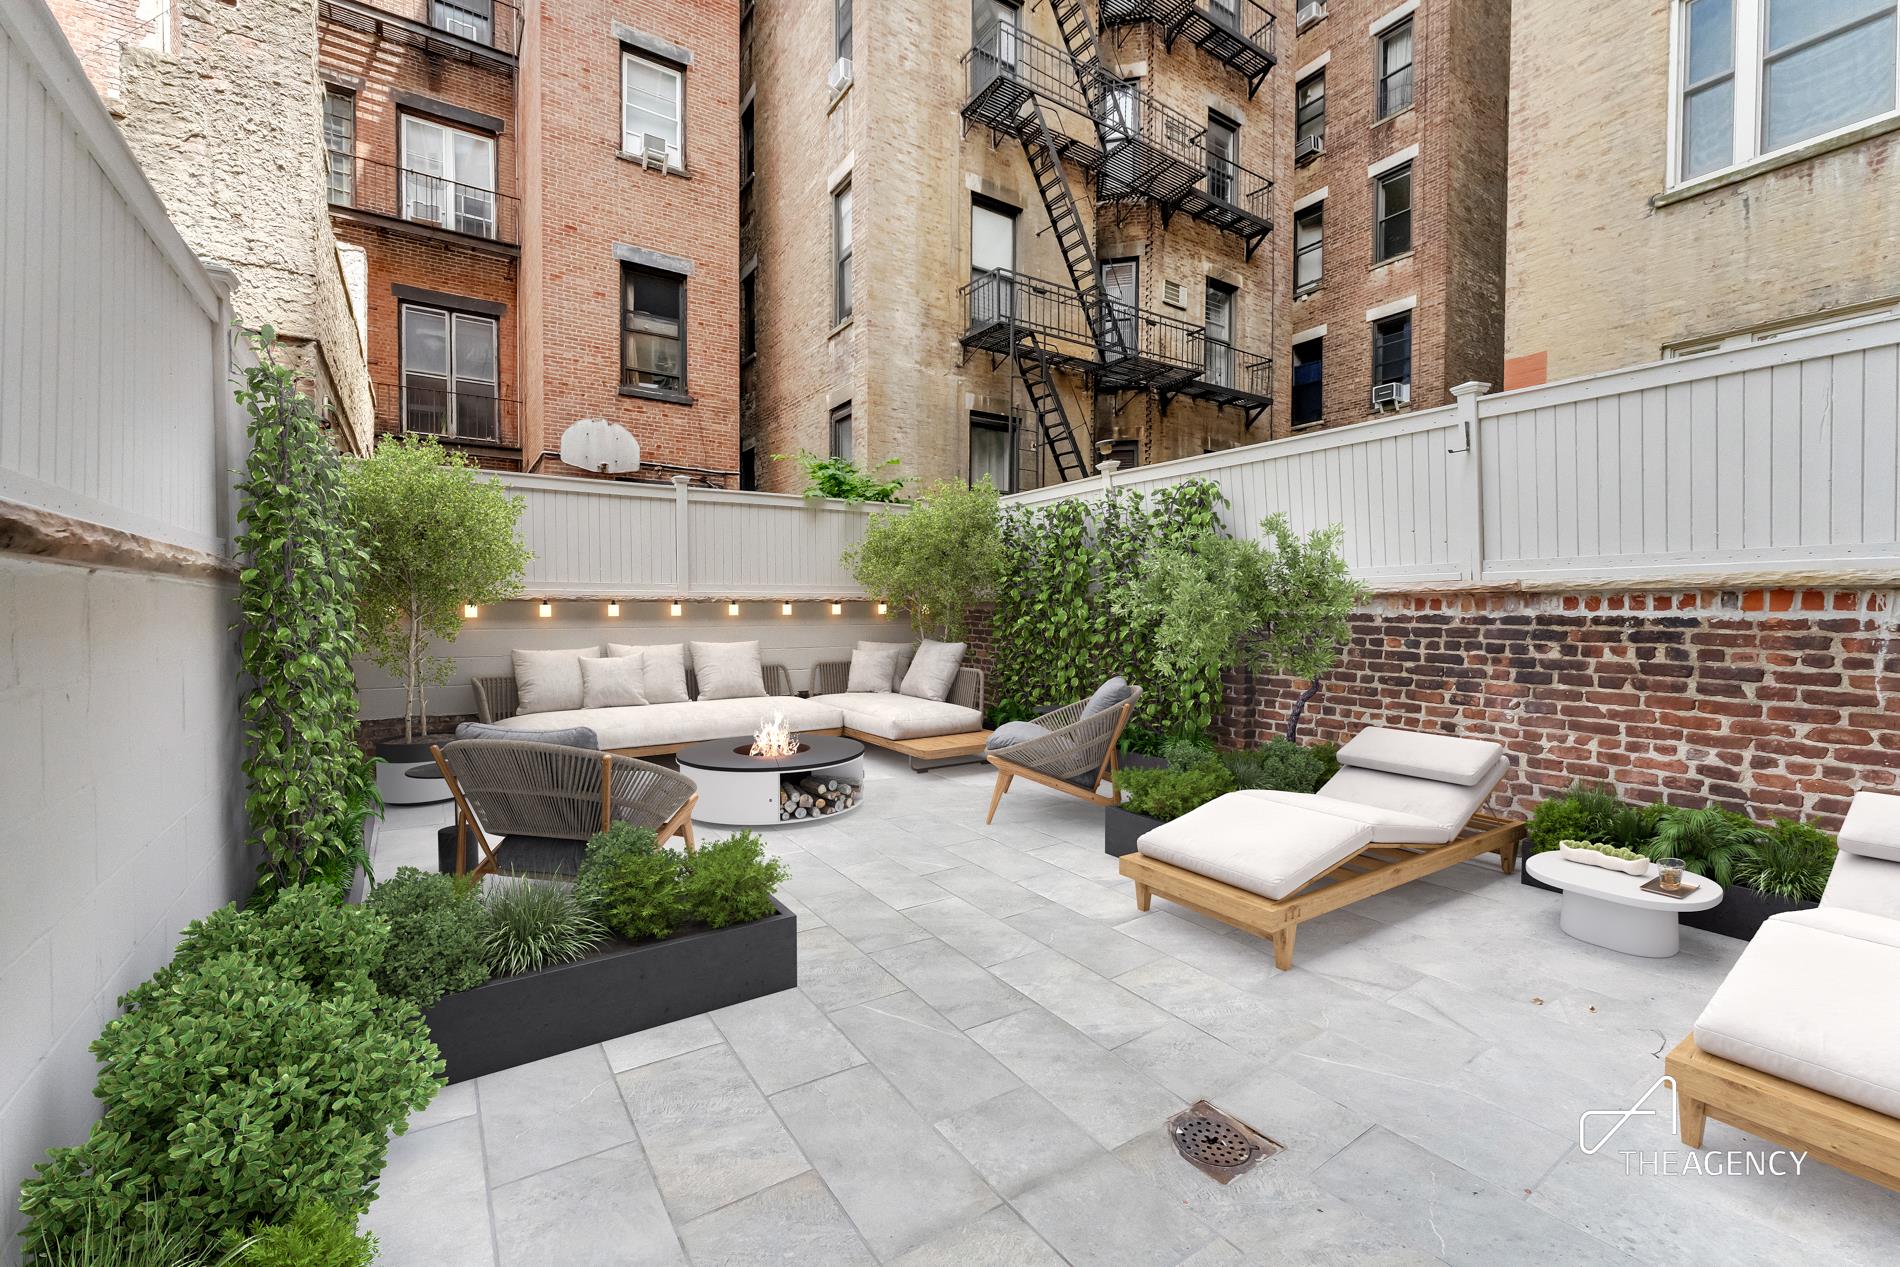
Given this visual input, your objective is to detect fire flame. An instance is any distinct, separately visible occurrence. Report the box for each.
[750,711,800,758]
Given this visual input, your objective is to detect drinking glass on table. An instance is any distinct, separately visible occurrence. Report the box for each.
[1658,858,1685,891]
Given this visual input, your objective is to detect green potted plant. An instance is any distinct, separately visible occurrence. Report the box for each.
[843,476,1000,639]
[345,436,529,802]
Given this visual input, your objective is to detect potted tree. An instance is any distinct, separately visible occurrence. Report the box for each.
[844,476,1000,639]
[346,436,529,803]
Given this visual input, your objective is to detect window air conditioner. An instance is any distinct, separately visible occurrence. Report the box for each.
[827,57,854,93]
[1295,133,1325,162]
[1371,382,1410,410]
[1296,3,1326,30]
[640,133,671,170]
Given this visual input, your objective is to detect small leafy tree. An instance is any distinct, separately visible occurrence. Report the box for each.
[1117,513,1365,739]
[845,477,999,639]
[345,437,529,742]
[773,450,905,502]
[234,329,380,896]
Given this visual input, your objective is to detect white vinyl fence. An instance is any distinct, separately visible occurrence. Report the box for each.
[1005,315,1900,588]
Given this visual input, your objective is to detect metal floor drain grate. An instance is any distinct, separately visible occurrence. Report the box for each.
[1168,1100,1282,1184]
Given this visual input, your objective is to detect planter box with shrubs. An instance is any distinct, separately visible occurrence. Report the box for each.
[1104,736,1339,857]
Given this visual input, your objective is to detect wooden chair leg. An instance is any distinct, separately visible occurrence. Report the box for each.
[1134,881,1152,912]
[1678,1092,1707,1148]
[1271,926,1297,971]
[985,769,1014,824]
[1498,838,1519,873]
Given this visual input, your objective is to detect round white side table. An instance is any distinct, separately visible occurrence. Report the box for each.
[1526,852,1723,958]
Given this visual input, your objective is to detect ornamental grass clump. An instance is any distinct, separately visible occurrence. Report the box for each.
[1734,819,1838,901]
[482,876,607,975]
[364,866,489,1008]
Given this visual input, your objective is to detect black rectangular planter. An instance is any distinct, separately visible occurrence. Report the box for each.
[1104,805,1163,858]
[423,898,798,1083]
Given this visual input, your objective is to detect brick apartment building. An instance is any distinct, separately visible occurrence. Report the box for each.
[741,0,1294,493]
[1506,0,1900,388]
[1282,0,1508,430]
[317,0,742,482]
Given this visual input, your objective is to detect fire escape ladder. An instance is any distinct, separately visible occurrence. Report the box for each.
[1048,0,1118,143]
[1017,96,1127,363]
[1014,332,1091,482]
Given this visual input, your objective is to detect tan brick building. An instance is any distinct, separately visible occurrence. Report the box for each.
[741,0,1294,492]
[317,0,741,482]
[1505,0,1900,388]
[1283,0,1510,431]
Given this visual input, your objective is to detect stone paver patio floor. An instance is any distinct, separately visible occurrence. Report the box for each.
[365,751,1899,1266]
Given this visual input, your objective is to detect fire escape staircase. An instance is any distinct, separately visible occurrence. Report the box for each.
[1100,1,1279,97]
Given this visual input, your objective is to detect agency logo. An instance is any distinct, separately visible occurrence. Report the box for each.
[1579,1075,1808,1178]
[1579,1074,1678,1155]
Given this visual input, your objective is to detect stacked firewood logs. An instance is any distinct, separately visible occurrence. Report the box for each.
[778,774,862,820]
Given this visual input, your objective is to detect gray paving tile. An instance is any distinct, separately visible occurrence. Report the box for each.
[601,1014,723,1074]
[870,937,1036,1030]
[924,863,1049,918]
[886,1204,1066,1266]
[906,896,1044,966]
[1112,1020,1268,1102]
[933,1085,1107,1199]
[1017,868,1135,922]
[827,989,1022,1120]
[836,854,953,909]
[618,1043,810,1223]
[772,1064,1000,1260]
[1011,1150,1221,1267]
[364,1116,495,1267]
[476,1045,635,1187]
[796,926,904,1011]
[491,1142,684,1267]
[795,883,932,953]
[990,947,1173,1049]
[711,987,865,1094]
[966,1007,1183,1149]
[946,835,1069,882]
[408,1078,478,1132]
[1007,903,1164,977]
[676,1171,877,1267]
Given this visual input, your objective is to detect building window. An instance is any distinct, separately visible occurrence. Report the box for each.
[970,412,1015,491]
[1295,71,1325,147]
[1205,111,1240,203]
[830,403,853,460]
[1377,18,1415,118]
[431,0,491,45]
[971,197,1018,325]
[1675,0,1898,183]
[1373,163,1412,261]
[323,88,355,206]
[836,0,853,61]
[741,270,756,361]
[1101,258,1139,351]
[1203,281,1237,387]
[834,182,853,323]
[1372,313,1412,388]
[1294,204,1323,294]
[740,103,755,184]
[621,265,687,396]
[740,441,757,490]
[623,51,685,168]
[400,304,499,441]
[1292,337,1323,426]
[400,116,497,238]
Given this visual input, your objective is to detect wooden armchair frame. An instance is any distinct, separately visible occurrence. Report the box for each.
[985,688,1143,823]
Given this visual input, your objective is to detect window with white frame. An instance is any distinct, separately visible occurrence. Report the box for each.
[1676,0,1898,184]
[323,88,355,206]
[834,182,854,322]
[399,116,496,238]
[623,51,685,168]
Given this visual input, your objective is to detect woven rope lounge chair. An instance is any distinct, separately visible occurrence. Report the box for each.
[432,738,699,879]
[984,685,1143,823]
[1119,726,1525,969]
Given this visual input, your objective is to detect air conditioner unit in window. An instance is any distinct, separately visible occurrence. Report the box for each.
[640,133,670,170]
[1161,279,1186,310]
[1371,382,1410,410]
[1295,133,1325,163]
[827,57,853,93]
[1296,2,1326,29]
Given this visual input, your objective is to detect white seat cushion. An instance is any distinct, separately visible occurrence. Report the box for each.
[511,646,602,714]
[1838,790,1900,862]
[809,692,983,741]
[1694,908,1900,1118]
[1242,790,1452,845]
[1336,727,1505,787]
[487,697,845,750]
[1822,849,1900,921]
[1136,794,1375,902]
[1310,753,1510,844]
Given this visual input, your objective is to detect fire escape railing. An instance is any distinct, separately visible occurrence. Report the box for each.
[1099,0,1277,96]
[328,155,521,248]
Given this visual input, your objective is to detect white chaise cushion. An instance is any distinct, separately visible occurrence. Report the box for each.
[1312,754,1510,844]
[1838,790,1900,863]
[1821,850,1900,922]
[1693,908,1900,1118]
[1136,794,1375,902]
[512,646,601,714]
[1336,727,1505,786]
[485,696,846,751]
[809,692,983,741]
[613,642,689,704]
[1243,790,1452,845]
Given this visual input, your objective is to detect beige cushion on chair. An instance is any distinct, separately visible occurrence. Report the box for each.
[1312,754,1511,844]
[486,697,847,750]
[856,639,912,688]
[613,642,689,704]
[1242,790,1450,845]
[1335,727,1505,786]
[512,647,601,714]
[580,655,648,708]
[847,645,905,693]
[1136,793,1375,902]
[900,639,966,702]
[689,641,766,700]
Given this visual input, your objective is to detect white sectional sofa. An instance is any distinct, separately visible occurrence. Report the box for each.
[1668,790,1900,1191]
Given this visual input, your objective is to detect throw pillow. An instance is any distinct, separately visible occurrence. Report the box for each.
[580,654,649,707]
[986,720,1051,751]
[511,647,600,714]
[454,721,600,750]
[900,639,967,702]
[847,645,905,693]
[691,640,767,700]
[856,638,913,690]
[1080,675,1134,719]
[614,642,688,704]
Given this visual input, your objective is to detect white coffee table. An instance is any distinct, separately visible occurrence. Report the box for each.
[1526,852,1723,958]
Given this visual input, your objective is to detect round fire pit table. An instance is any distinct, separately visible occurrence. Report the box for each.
[676,734,866,827]
[1526,851,1723,958]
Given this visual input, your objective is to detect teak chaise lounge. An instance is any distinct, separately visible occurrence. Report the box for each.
[984,684,1144,823]
[432,738,699,879]
[1118,727,1524,969]
[1667,789,1900,1192]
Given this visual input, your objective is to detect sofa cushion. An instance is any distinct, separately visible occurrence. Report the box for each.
[613,642,689,704]
[512,646,601,714]
[1838,790,1900,863]
[1137,794,1375,902]
[901,639,966,702]
[1081,676,1134,720]
[809,692,984,741]
[848,645,905,693]
[483,696,845,751]
[454,721,600,750]
[1242,790,1452,845]
[689,641,766,701]
[1336,727,1505,787]
[1694,908,1900,1118]
[855,639,912,689]
[1821,849,1900,922]
[580,654,648,708]
[1314,753,1510,844]
[987,720,1051,751]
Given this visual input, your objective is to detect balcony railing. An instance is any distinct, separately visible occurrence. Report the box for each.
[1099,0,1277,94]
[1182,339,1274,413]
[318,0,524,62]
[963,268,1226,393]
[380,381,517,445]
[328,155,520,247]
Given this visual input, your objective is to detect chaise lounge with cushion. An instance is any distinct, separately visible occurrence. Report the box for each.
[1119,726,1525,969]
[1667,789,1900,1192]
